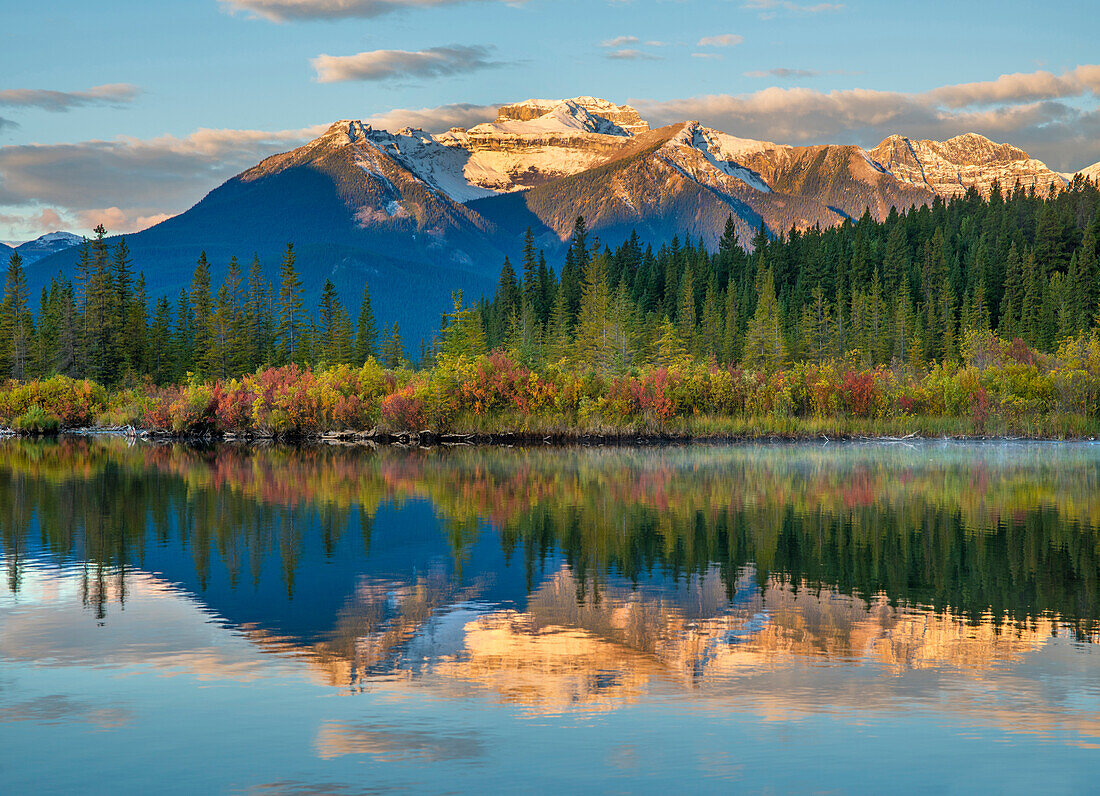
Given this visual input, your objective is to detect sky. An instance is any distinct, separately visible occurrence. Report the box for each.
[1,0,1099,243]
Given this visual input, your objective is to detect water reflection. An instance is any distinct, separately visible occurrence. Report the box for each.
[2,438,1099,791]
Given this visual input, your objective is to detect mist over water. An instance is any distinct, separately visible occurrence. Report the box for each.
[2,439,1099,793]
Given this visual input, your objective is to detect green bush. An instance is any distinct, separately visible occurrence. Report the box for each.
[12,404,61,435]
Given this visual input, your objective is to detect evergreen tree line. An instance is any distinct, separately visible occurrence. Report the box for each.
[477,177,1100,373]
[2,177,1099,387]
[0,226,402,386]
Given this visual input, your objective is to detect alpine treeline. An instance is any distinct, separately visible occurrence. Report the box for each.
[2,177,1099,388]
[476,177,1100,373]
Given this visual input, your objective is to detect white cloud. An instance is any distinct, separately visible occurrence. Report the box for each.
[697,34,743,47]
[0,84,141,112]
[600,35,639,48]
[926,66,1100,108]
[312,45,499,83]
[0,124,323,238]
[220,0,526,21]
[362,102,497,131]
[605,48,662,61]
[744,67,820,79]
[742,0,844,18]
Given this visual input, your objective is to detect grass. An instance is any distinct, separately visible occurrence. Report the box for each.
[12,404,62,436]
[434,410,1100,441]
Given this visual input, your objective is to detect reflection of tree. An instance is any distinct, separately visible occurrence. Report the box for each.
[0,438,1098,636]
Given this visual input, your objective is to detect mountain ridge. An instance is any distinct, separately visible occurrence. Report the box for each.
[25,96,1092,346]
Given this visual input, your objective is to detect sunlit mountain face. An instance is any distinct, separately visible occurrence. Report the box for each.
[2,438,1100,792]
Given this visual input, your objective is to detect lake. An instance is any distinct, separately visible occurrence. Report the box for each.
[2,438,1099,794]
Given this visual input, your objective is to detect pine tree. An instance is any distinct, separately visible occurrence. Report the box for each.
[275,243,303,365]
[111,238,135,375]
[126,273,149,377]
[244,254,271,369]
[3,252,29,379]
[653,317,689,368]
[190,252,213,374]
[676,266,697,355]
[721,274,740,365]
[354,284,378,363]
[800,285,832,364]
[149,296,174,385]
[173,288,194,381]
[381,322,404,368]
[439,292,487,359]
[742,268,786,372]
[84,225,118,383]
[317,279,352,364]
[209,257,243,379]
[572,252,612,371]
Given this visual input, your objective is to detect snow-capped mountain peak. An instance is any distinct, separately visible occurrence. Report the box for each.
[493,96,650,135]
[662,122,773,193]
[15,231,83,265]
[869,132,1068,196]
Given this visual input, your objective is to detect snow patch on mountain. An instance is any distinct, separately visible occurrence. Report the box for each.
[870,133,1067,197]
[15,230,83,265]
[1070,161,1100,183]
[362,127,499,203]
[664,123,773,193]
[495,97,650,134]
[470,100,631,137]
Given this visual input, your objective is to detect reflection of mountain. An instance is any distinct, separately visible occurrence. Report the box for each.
[7,558,1098,751]
[2,438,1100,639]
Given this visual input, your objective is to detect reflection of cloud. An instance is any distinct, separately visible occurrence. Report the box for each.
[315,721,484,761]
[0,694,133,729]
[249,782,394,795]
[0,564,284,682]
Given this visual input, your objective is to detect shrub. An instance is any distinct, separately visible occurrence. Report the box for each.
[12,404,61,435]
[380,385,428,430]
[0,377,107,427]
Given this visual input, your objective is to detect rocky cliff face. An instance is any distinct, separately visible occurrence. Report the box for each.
[436,99,640,192]
[494,96,650,134]
[869,133,1068,197]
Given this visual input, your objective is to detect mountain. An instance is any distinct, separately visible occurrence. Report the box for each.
[25,96,1088,346]
[15,231,82,265]
[0,242,13,261]
[1074,161,1100,183]
[869,134,1067,197]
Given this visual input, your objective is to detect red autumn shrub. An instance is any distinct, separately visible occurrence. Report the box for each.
[841,370,878,417]
[380,386,427,430]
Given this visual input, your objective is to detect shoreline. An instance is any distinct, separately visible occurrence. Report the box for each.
[13,426,1097,446]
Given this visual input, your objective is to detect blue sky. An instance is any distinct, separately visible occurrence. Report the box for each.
[2,0,1098,241]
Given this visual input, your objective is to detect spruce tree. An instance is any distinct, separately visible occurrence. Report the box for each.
[245,254,271,369]
[190,252,213,374]
[354,284,379,363]
[381,322,404,368]
[275,243,303,365]
[3,252,29,379]
[742,268,786,372]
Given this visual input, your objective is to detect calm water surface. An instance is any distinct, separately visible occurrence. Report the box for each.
[2,439,1099,794]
